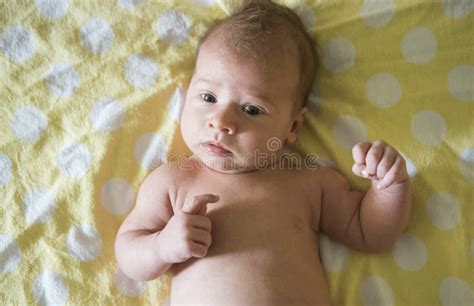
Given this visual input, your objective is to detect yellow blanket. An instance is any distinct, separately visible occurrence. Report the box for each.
[1,0,472,305]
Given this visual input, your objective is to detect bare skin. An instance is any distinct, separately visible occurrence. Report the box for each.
[116,152,410,305]
[115,35,411,305]
[168,157,330,305]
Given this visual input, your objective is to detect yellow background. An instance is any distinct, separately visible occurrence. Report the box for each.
[0,0,472,305]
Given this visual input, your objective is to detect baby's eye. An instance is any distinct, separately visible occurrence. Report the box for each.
[242,104,263,116]
[200,93,217,103]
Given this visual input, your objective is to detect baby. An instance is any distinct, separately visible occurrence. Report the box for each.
[115,1,411,305]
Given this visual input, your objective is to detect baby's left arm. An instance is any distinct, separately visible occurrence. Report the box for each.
[319,140,411,253]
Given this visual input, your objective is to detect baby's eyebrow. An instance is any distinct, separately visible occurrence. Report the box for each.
[246,92,272,104]
[191,77,217,87]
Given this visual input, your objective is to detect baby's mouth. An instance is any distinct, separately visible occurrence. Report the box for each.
[202,141,232,155]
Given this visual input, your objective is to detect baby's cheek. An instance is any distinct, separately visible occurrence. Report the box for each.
[180,113,195,144]
[242,136,263,152]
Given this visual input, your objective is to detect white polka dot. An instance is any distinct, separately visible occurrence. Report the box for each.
[306,87,322,113]
[400,152,417,178]
[440,277,474,306]
[194,0,217,5]
[11,105,48,143]
[0,234,21,273]
[360,276,393,306]
[155,11,191,45]
[33,272,68,306]
[411,110,447,146]
[0,154,13,187]
[0,26,36,63]
[80,18,115,55]
[459,148,474,183]
[291,3,316,29]
[426,192,461,230]
[168,87,185,123]
[194,0,218,5]
[44,62,81,97]
[322,37,356,73]
[366,73,401,108]
[36,0,70,20]
[442,0,474,19]
[124,54,159,89]
[320,234,350,272]
[333,115,367,150]
[57,143,92,178]
[135,133,168,169]
[448,65,474,102]
[360,0,396,28]
[91,97,125,132]
[24,188,56,225]
[101,178,134,215]
[115,267,147,296]
[117,0,146,9]
[401,27,437,64]
[67,224,102,261]
[392,233,427,271]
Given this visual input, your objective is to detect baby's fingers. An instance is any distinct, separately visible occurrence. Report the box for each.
[377,155,405,189]
[189,228,212,248]
[375,146,397,180]
[352,142,372,165]
[190,242,208,258]
[364,141,386,176]
[182,194,219,216]
[353,163,379,180]
[352,163,371,178]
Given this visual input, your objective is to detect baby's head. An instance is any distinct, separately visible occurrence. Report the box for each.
[181,0,317,173]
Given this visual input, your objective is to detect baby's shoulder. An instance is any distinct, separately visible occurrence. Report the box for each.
[139,162,175,193]
[139,157,200,200]
[285,163,344,190]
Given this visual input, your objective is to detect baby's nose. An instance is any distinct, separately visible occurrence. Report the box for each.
[207,119,235,135]
[208,109,236,135]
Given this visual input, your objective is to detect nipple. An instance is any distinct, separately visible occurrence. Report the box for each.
[294,217,304,229]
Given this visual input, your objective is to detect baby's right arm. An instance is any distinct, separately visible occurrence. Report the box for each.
[115,164,218,281]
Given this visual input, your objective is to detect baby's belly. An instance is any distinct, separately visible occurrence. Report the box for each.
[170,202,331,305]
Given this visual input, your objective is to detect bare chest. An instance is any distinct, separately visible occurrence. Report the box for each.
[173,169,319,254]
[170,168,329,304]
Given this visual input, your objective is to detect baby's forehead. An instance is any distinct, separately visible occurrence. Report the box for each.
[198,33,300,71]
[194,32,303,102]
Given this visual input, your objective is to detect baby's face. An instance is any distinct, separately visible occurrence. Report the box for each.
[180,38,302,173]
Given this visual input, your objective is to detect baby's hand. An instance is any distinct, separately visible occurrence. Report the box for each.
[157,194,219,264]
[352,140,408,189]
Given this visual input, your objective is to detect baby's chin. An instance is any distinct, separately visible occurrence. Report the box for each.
[193,152,258,174]
[188,144,291,173]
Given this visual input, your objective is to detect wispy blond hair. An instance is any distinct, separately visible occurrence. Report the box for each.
[197,0,318,109]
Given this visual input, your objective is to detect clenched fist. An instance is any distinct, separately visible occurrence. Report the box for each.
[352,140,408,189]
[157,194,219,264]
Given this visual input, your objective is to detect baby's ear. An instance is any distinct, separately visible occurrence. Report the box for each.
[287,107,307,144]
